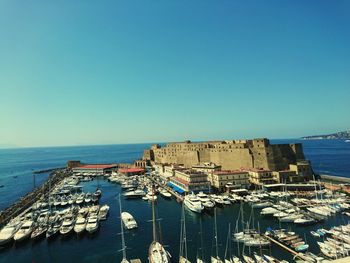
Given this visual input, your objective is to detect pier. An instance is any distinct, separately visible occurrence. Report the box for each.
[148,176,184,202]
[264,235,310,261]
[0,168,70,226]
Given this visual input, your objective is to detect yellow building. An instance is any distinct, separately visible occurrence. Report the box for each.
[211,170,250,191]
[248,169,277,186]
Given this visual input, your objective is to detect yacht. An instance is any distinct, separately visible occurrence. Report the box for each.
[74,217,86,234]
[98,204,110,220]
[0,221,21,245]
[31,225,47,240]
[294,217,315,225]
[46,220,61,239]
[14,220,34,242]
[148,241,171,263]
[197,192,215,209]
[86,215,99,234]
[123,189,146,199]
[121,212,138,230]
[160,189,172,198]
[184,194,204,213]
[60,214,75,236]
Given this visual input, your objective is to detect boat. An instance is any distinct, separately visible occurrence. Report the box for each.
[84,193,92,203]
[310,231,320,237]
[86,215,99,234]
[0,221,21,245]
[31,225,47,240]
[98,204,110,220]
[74,217,86,234]
[121,212,138,230]
[184,193,204,213]
[119,194,130,263]
[148,185,170,263]
[60,215,75,236]
[160,189,172,199]
[124,189,146,199]
[294,217,315,225]
[14,220,34,242]
[295,243,309,252]
[46,221,60,239]
[242,255,254,263]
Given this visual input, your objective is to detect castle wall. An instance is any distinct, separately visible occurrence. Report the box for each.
[147,139,308,172]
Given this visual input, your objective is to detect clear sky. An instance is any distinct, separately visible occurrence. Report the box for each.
[1,0,349,147]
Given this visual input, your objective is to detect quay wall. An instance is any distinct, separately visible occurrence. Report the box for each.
[0,169,70,226]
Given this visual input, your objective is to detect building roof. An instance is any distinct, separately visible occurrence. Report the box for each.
[73,164,117,170]
[247,168,272,173]
[214,170,248,175]
[118,168,145,173]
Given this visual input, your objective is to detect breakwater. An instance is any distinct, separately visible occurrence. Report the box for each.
[33,167,65,174]
[0,168,70,226]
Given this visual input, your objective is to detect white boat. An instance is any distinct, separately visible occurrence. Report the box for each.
[279,213,303,223]
[121,212,138,230]
[242,255,254,263]
[260,207,279,216]
[149,241,170,263]
[60,215,75,236]
[251,201,272,208]
[124,189,146,199]
[0,221,21,245]
[74,217,86,234]
[310,231,320,237]
[31,225,47,240]
[98,204,110,220]
[119,194,130,263]
[184,194,204,213]
[86,215,99,234]
[160,190,172,198]
[294,217,315,225]
[14,220,34,242]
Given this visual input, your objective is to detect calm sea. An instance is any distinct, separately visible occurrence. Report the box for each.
[0,139,349,262]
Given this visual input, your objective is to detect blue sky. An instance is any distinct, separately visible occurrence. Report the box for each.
[1,0,349,147]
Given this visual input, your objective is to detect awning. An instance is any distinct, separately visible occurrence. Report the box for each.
[167,182,185,194]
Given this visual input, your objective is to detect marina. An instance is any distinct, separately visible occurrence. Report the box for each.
[0,140,350,263]
[2,169,350,262]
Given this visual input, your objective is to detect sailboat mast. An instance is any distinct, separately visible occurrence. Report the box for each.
[152,184,157,242]
[183,206,188,260]
[119,194,127,260]
[214,208,219,259]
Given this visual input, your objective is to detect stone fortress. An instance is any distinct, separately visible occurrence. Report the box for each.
[141,138,314,192]
[143,138,309,172]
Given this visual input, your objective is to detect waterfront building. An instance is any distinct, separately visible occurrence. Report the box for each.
[118,168,145,176]
[191,162,221,174]
[168,169,210,193]
[143,138,311,172]
[248,169,277,186]
[272,170,303,183]
[72,164,118,174]
[209,170,250,191]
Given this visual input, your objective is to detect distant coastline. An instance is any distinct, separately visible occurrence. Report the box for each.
[302,130,350,140]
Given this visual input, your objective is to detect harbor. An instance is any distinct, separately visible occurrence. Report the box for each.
[1,166,350,263]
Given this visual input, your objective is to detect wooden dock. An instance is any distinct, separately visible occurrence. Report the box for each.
[264,235,310,262]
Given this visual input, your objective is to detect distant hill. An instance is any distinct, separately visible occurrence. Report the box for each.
[302,130,350,140]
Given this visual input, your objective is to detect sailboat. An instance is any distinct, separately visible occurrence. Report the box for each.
[211,208,223,263]
[148,184,171,263]
[119,194,129,263]
[179,203,191,263]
